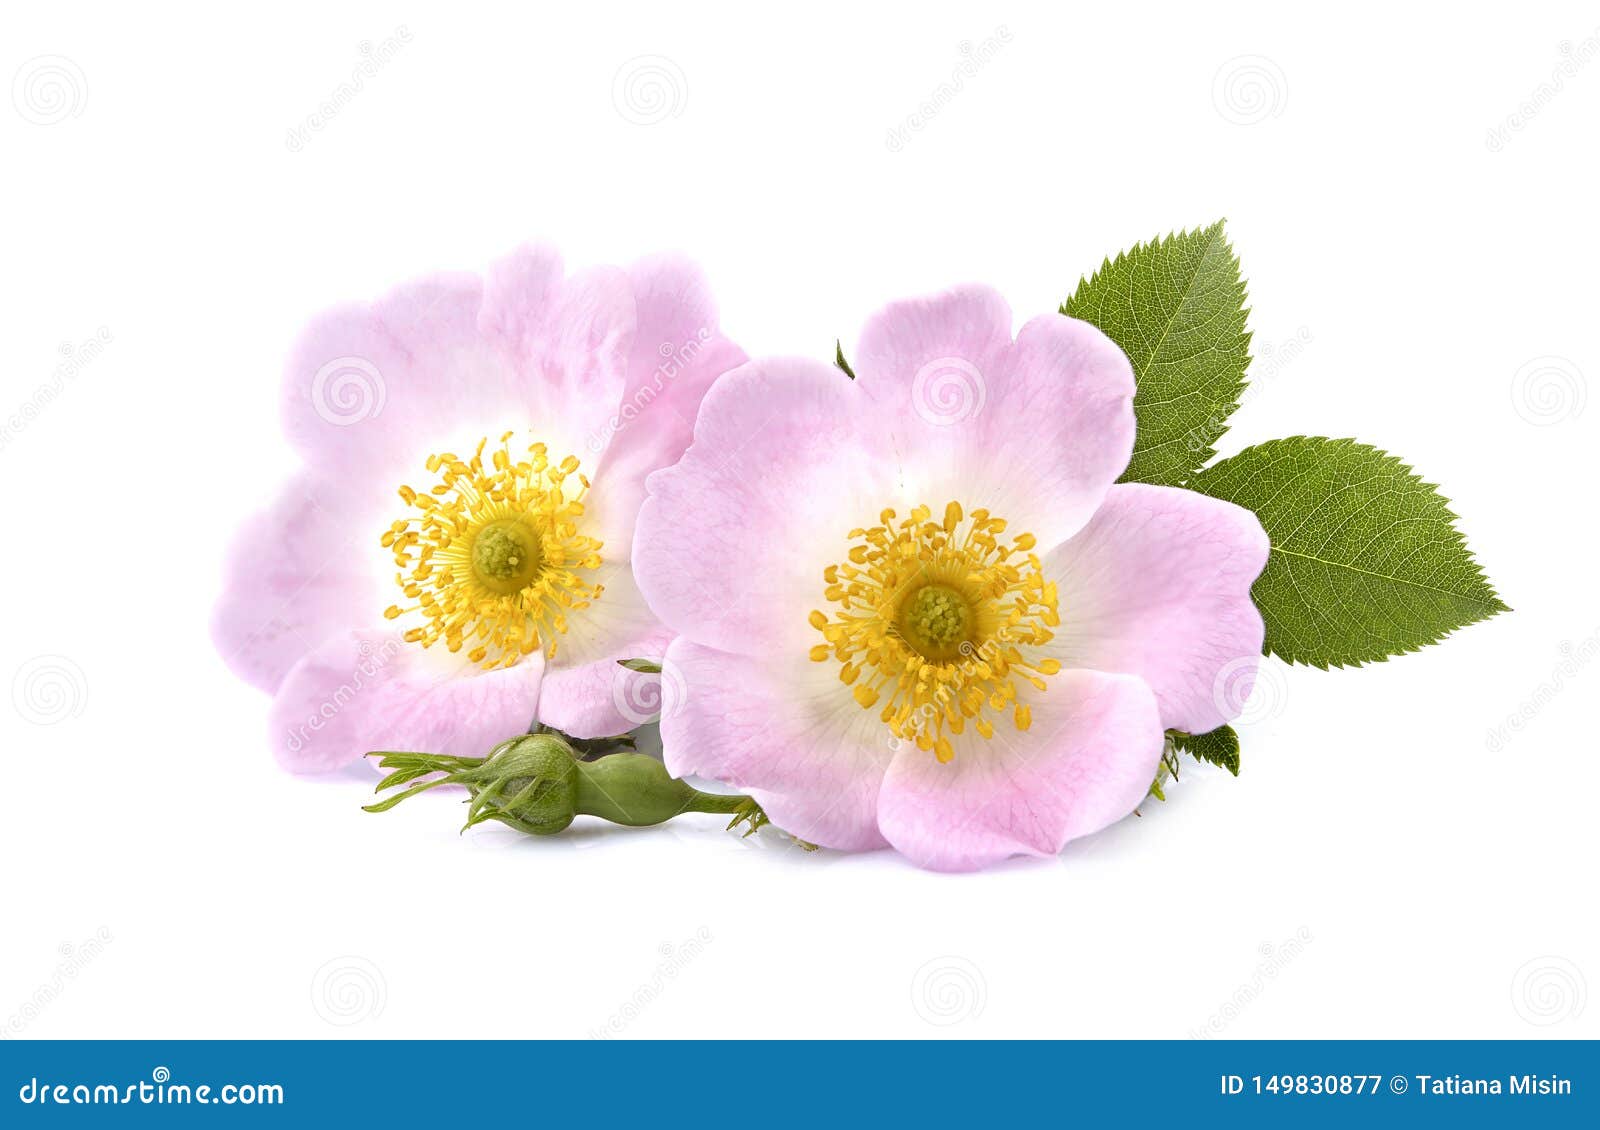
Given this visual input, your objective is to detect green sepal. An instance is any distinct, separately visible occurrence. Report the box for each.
[834,340,857,380]
[364,735,770,840]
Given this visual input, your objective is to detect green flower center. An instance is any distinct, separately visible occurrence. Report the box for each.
[897,583,975,661]
[471,521,544,594]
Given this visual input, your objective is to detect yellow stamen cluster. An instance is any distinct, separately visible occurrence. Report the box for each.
[810,502,1062,763]
[382,434,603,669]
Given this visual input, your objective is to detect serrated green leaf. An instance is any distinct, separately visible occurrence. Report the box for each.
[1062,220,1251,486]
[1188,437,1508,668]
[617,658,662,673]
[1169,726,1241,776]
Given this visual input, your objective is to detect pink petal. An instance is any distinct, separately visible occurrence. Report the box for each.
[583,256,747,551]
[267,630,544,773]
[875,670,1163,871]
[537,624,677,739]
[476,243,565,358]
[1043,484,1270,734]
[633,357,895,656]
[211,474,380,694]
[854,294,1136,547]
[280,247,633,485]
[853,284,1015,411]
[659,639,892,851]
[635,302,1139,659]
[485,253,636,449]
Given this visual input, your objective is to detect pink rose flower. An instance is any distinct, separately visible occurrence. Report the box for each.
[633,286,1270,870]
[213,246,744,772]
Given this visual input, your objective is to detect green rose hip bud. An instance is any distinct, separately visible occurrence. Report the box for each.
[364,733,767,838]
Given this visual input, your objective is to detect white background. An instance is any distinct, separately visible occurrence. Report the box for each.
[2,1,1596,1039]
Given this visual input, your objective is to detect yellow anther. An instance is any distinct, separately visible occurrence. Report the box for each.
[809,500,1061,763]
[382,435,603,670]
